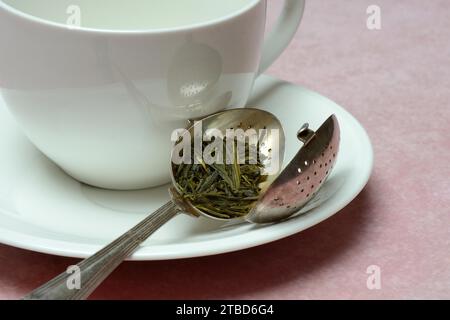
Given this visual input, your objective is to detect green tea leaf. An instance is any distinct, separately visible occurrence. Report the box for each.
[173,135,267,219]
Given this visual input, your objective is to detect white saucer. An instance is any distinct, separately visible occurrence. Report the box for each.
[0,76,373,260]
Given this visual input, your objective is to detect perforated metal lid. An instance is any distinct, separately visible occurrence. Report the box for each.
[247,115,340,224]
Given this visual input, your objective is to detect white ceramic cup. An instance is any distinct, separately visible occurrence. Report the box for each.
[0,0,305,190]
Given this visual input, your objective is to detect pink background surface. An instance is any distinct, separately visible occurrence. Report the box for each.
[1,0,449,299]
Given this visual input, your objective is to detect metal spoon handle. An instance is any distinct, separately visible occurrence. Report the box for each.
[23,200,180,300]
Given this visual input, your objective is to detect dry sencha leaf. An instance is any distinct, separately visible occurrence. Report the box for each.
[173,137,267,219]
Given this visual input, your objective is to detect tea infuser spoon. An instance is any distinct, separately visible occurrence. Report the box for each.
[23,109,340,300]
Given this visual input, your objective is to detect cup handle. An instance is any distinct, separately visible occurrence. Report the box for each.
[258,0,306,75]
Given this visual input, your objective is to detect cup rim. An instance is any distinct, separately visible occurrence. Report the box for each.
[0,0,261,34]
